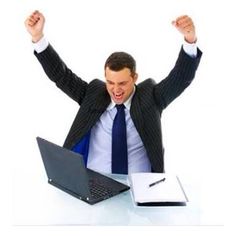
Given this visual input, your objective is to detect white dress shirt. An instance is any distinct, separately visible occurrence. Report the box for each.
[33,37,197,174]
[86,87,152,173]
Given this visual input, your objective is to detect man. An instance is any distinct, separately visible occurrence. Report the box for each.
[25,10,202,174]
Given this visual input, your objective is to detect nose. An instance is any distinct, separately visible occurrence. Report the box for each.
[113,85,122,93]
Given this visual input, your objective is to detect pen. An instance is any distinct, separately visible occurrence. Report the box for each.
[149,177,166,187]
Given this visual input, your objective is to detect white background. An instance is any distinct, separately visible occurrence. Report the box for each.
[1,0,235,235]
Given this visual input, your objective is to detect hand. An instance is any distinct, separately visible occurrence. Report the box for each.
[25,10,45,43]
[172,15,197,43]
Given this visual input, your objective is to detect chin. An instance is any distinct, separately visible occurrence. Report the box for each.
[112,95,125,104]
[115,101,123,105]
[112,98,123,104]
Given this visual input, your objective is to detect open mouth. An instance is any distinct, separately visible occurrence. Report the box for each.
[113,92,124,101]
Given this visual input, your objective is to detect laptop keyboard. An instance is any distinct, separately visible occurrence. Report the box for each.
[89,180,113,199]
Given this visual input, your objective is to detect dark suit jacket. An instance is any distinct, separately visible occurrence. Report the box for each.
[34,45,202,172]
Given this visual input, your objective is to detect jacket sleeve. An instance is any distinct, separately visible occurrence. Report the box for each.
[34,44,88,105]
[153,46,202,110]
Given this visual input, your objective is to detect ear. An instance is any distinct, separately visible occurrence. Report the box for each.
[133,73,138,83]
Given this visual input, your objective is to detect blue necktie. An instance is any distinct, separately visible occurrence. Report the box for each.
[112,104,128,174]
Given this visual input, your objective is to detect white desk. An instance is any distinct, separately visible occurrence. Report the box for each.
[12,159,223,226]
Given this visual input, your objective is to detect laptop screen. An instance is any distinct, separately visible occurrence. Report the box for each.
[37,137,91,199]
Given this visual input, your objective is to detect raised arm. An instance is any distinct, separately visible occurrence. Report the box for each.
[154,15,202,110]
[25,10,88,104]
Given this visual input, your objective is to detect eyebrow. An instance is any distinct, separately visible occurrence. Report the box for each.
[106,80,129,84]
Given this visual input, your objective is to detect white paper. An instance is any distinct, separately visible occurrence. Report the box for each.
[129,173,188,203]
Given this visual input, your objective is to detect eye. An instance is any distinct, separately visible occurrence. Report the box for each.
[107,80,114,85]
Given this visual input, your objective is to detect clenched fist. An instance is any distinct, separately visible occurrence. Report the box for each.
[172,15,197,43]
[25,10,45,43]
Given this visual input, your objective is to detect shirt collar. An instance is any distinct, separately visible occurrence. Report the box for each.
[107,86,136,111]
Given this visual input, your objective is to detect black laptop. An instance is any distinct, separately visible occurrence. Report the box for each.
[36,137,130,205]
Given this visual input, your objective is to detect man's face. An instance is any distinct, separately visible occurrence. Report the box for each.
[105,67,138,104]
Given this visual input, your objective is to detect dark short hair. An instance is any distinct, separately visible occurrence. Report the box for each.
[104,52,136,76]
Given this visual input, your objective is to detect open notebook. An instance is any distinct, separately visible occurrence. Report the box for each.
[129,173,188,206]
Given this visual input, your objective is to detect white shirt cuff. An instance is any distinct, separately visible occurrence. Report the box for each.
[183,40,197,58]
[33,36,49,53]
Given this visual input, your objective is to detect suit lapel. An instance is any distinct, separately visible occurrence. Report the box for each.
[65,89,111,149]
[130,90,145,140]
